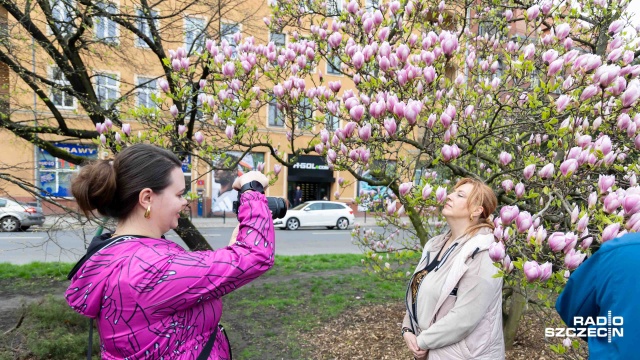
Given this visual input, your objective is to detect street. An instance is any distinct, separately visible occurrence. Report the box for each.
[0,226,381,264]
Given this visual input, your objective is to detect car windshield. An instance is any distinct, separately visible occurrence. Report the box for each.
[291,202,310,210]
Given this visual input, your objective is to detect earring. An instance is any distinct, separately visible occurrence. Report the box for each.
[144,205,151,219]
[469,214,474,221]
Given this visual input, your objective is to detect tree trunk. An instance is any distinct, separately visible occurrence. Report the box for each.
[176,216,213,251]
[503,290,526,350]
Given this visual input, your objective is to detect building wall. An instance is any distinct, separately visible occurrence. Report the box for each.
[0,0,361,215]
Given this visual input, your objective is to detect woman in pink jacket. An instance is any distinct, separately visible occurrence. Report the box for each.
[402,178,504,360]
[66,144,275,359]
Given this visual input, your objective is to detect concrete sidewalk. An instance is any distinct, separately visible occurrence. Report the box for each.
[40,213,411,230]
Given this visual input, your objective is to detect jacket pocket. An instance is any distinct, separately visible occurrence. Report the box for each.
[463,316,490,356]
[434,294,457,322]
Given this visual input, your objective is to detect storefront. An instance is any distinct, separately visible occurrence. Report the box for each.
[287,155,334,205]
[38,144,98,197]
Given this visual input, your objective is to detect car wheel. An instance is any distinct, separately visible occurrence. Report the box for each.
[20,226,31,231]
[336,217,349,230]
[286,218,300,230]
[1,216,20,232]
[326,226,335,229]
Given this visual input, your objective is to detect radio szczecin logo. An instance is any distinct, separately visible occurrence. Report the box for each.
[545,311,623,343]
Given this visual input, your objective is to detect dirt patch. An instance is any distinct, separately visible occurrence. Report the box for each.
[298,302,586,359]
[0,279,67,333]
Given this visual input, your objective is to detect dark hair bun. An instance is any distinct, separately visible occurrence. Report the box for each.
[71,160,117,217]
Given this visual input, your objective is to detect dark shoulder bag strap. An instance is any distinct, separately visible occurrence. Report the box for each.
[197,325,219,360]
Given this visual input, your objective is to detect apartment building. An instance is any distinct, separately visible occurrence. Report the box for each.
[0,0,361,216]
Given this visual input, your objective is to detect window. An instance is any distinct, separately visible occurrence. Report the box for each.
[95,72,119,109]
[325,114,340,130]
[135,8,159,47]
[136,76,157,108]
[327,55,341,75]
[268,99,284,127]
[0,199,6,207]
[307,203,323,210]
[38,144,98,197]
[270,32,285,47]
[51,0,74,34]
[181,155,192,194]
[50,67,74,109]
[327,0,343,16]
[323,203,346,210]
[221,22,239,57]
[297,97,312,129]
[365,0,378,11]
[94,2,117,43]
[185,16,206,53]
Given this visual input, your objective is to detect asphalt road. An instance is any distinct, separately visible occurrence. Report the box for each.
[0,226,379,264]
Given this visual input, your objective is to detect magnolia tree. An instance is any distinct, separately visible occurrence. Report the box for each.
[99,0,640,353]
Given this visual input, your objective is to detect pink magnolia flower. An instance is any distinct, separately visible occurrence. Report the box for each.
[422,184,433,200]
[555,23,570,40]
[538,163,555,179]
[516,211,533,233]
[500,205,519,225]
[488,242,506,262]
[159,79,169,92]
[435,186,447,203]
[349,105,365,122]
[556,95,571,112]
[504,9,513,21]
[194,131,204,144]
[560,159,578,177]
[577,214,589,233]
[225,125,234,140]
[170,105,179,118]
[598,174,615,193]
[523,43,536,60]
[399,182,413,196]
[603,193,621,213]
[539,262,553,281]
[548,58,564,77]
[384,119,397,137]
[274,164,282,176]
[523,164,536,180]
[623,194,640,215]
[501,179,514,192]
[122,124,131,136]
[608,20,625,35]
[499,151,513,166]
[515,183,525,198]
[548,232,567,252]
[526,5,540,20]
[523,261,542,282]
[622,85,640,108]
[358,124,371,141]
[580,85,599,101]
[178,125,187,136]
[564,249,586,269]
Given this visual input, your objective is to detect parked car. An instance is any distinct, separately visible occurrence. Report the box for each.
[0,198,45,232]
[273,201,355,230]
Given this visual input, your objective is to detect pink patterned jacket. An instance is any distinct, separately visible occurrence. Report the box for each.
[66,192,275,359]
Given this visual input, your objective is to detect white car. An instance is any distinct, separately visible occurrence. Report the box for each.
[274,201,355,230]
[0,198,45,232]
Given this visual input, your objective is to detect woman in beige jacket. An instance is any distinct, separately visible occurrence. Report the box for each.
[402,178,504,360]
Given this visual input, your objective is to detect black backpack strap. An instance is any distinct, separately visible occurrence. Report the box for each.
[197,325,219,360]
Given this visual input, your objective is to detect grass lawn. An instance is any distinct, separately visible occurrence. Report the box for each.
[0,253,415,360]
